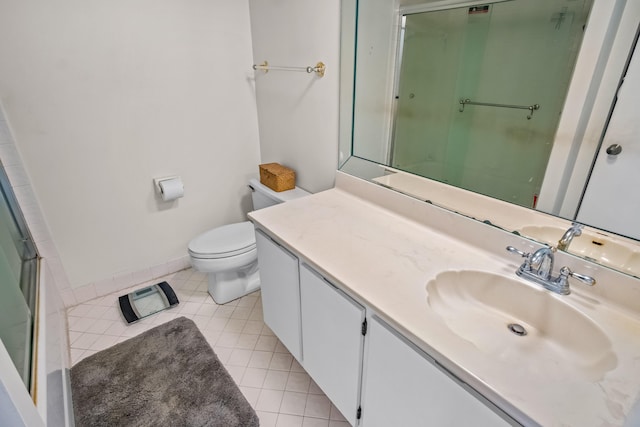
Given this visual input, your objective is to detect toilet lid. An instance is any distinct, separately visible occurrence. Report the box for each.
[188,221,256,258]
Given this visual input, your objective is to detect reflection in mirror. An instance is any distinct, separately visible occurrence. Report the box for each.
[339,0,640,278]
[390,1,589,209]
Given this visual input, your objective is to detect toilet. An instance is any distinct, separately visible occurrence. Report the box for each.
[188,178,309,304]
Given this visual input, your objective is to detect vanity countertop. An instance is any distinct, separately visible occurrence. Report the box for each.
[248,172,640,427]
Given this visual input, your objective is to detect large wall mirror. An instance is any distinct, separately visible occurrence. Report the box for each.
[339,0,640,278]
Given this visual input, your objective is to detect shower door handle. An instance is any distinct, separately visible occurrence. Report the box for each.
[606,144,623,156]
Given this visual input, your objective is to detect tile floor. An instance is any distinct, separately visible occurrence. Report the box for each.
[67,268,350,427]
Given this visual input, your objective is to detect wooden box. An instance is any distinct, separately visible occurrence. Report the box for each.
[259,163,296,192]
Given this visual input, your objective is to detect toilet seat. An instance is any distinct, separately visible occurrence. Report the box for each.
[188,221,256,259]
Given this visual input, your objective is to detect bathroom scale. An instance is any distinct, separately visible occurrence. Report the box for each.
[118,281,179,324]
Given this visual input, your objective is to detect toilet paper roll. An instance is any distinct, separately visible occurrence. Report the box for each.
[159,177,184,201]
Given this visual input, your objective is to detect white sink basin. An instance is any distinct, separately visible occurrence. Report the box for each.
[426,270,617,381]
[518,225,640,277]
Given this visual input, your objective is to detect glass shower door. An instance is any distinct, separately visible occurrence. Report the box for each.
[391,0,591,208]
[0,165,38,391]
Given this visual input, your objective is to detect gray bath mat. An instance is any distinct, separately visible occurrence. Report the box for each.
[70,317,258,427]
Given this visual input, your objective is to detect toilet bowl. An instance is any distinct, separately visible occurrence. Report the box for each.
[188,178,309,304]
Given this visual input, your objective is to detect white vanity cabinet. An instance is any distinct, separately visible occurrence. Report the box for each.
[361,317,513,427]
[255,230,302,361]
[255,228,515,427]
[299,264,365,426]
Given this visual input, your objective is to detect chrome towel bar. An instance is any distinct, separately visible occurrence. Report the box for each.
[459,98,540,119]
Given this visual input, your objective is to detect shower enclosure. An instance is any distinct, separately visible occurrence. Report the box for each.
[390,0,592,208]
[0,162,38,392]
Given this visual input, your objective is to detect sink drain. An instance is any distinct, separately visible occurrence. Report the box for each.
[507,323,527,336]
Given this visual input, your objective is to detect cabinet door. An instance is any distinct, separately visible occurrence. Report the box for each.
[255,230,302,361]
[299,264,365,426]
[361,317,514,427]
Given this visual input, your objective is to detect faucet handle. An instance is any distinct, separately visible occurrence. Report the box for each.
[506,246,532,271]
[506,246,530,258]
[559,266,596,286]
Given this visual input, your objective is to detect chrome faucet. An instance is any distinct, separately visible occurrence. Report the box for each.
[528,246,555,281]
[506,245,596,295]
[558,222,584,251]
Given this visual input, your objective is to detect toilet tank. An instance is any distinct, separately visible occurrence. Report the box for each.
[249,178,310,210]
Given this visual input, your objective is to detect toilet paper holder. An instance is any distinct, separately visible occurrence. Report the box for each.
[153,176,184,201]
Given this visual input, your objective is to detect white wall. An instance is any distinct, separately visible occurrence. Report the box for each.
[0,0,261,290]
[248,0,341,194]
